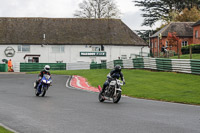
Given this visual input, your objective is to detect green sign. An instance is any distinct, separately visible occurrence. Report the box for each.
[80,52,106,56]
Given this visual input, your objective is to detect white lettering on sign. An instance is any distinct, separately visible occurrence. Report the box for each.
[80,52,106,56]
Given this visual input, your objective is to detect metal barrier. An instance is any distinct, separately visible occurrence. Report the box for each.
[67,62,90,70]
[0,64,8,72]
[17,58,200,75]
[20,63,66,72]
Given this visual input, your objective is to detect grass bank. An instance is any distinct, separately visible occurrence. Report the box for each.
[170,54,200,59]
[0,125,13,133]
[29,69,200,105]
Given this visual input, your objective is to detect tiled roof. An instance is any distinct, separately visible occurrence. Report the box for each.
[150,22,195,38]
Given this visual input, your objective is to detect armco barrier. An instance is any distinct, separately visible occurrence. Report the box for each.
[190,60,200,74]
[156,58,172,71]
[20,63,66,72]
[67,62,90,70]
[0,64,8,72]
[89,58,200,75]
[18,58,200,75]
[133,58,144,69]
[90,63,106,69]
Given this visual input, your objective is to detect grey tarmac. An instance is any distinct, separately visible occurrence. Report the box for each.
[0,74,199,133]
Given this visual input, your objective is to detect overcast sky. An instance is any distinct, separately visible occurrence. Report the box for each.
[0,0,160,30]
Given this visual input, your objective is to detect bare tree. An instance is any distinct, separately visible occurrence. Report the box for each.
[74,0,121,19]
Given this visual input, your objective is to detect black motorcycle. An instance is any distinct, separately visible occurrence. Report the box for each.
[98,78,123,103]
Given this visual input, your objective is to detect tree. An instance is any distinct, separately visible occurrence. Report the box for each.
[134,30,155,43]
[167,32,181,58]
[174,6,200,22]
[134,0,200,27]
[74,0,120,19]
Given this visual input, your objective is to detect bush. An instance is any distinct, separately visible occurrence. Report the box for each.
[181,44,200,54]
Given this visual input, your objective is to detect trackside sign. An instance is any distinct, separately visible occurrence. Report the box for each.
[80,52,106,56]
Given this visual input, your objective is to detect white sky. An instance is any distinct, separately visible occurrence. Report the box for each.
[0,0,160,30]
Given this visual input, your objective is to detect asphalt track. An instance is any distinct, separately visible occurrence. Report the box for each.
[0,74,200,133]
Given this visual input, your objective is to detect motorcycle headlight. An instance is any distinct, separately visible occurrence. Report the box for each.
[43,80,46,83]
[47,81,51,84]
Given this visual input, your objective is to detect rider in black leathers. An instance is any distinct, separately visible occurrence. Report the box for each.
[101,65,125,94]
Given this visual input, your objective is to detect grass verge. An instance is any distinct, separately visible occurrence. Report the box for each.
[170,54,200,59]
[0,125,13,133]
[28,69,200,105]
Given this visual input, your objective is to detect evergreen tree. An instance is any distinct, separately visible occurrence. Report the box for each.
[134,0,200,27]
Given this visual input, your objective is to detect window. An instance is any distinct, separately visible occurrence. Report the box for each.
[165,41,168,47]
[121,55,127,59]
[101,60,107,63]
[155,42,157,48]
[181,41,188,47]
[101,45,104,51]
[52,45,64,53]
[28,57,39,63]
[92,46,100,51]
[18,45,30,52]
[195,30,198,39]
[91,45,105,51]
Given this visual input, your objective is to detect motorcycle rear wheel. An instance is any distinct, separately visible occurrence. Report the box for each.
[35,89,40,96]
[98,91,105,102]
[113,91,121,103]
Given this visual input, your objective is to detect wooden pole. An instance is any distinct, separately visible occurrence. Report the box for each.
[190,44,192,59]
[177,41,180,59]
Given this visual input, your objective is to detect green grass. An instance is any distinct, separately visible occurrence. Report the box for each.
[28,69,200,105]
[0,126,13,133]
[170,54,200,59]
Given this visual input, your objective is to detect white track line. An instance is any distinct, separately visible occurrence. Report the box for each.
[0,123,19,133]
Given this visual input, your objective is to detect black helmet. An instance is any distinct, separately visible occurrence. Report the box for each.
[114,65,121,72]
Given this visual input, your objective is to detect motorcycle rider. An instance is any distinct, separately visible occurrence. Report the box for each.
[34,65,51,90]
[100,65,125,94]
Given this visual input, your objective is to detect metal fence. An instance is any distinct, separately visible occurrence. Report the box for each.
[20,63,66,72]
[13,58,200,75]
[89,58,200,75]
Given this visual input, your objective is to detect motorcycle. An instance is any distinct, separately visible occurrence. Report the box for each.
[98,78,123,103]
[34,74,52,97]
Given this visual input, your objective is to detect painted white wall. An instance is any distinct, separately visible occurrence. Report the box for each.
[0,44,149,65]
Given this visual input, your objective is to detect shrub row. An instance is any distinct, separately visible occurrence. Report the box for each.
[181,44,200,54]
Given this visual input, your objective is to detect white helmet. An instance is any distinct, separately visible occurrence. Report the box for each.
[44,65,50,72]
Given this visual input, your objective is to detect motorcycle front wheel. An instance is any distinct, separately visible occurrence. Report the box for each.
[41,86,47,97]
[113,91,121,103]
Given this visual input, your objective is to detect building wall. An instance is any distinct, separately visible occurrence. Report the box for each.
[0,44,149,67]
[193,26,200,44]
[151,36,193,56]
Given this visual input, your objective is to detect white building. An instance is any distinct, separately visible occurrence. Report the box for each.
[0,18,149,69]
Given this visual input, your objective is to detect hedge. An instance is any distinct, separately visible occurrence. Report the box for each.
[181,44,200,54]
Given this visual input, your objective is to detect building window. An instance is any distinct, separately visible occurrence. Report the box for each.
[52,45,64,53]
[18,45,30,52]
[181,41,188,47]
[101,45,104,51]
[101,60,107,63]
[28,57,39,63]
[92,46,100,51]
[195,30,198,39]
[165,41,168,47]
[121,55,127,59]
[155,42,157,48]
